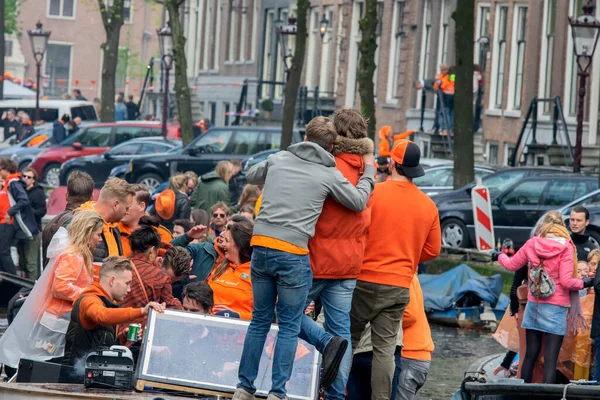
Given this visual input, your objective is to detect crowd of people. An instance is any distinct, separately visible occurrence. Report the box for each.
[0,108,442,400]
[491,206,600,384]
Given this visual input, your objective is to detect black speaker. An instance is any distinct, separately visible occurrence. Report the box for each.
[16,359,82,384]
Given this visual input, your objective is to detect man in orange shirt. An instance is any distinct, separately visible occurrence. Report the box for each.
[62,256,165,366]
[350,140,440,400]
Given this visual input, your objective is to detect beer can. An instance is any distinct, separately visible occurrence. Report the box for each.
[127,323,140,342]
[308,301,315,320]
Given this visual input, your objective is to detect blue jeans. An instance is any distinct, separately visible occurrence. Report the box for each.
[298,279,356,400]
[346,347,402,400]
[594,338,600,382]
[237,247,313,398]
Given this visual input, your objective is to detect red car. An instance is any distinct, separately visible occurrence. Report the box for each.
[30,121,178,187]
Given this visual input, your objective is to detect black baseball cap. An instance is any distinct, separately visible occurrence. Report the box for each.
[390,139,425,178]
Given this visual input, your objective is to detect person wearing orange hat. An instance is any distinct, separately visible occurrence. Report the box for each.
[152,175,190,232]
[350,139,441,400]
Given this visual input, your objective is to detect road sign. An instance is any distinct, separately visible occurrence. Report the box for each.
[471,184,495,251]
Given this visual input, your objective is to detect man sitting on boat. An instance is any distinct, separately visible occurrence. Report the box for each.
[62,256,165,366]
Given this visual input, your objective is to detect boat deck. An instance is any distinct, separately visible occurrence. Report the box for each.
[0,382,216,399]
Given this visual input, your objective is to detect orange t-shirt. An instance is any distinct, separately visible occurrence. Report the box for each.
[208,261,253,320]
[358,181,441,288]
[251,235,309,255]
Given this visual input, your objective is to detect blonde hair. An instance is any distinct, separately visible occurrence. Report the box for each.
[184,171,198,186]
[537,211,565,238]
[169,174,188,191]
[99,256,134,278]
[67,210,104,275]
[588,249,600,262]
[239,184,261,207]
[98,177,135,203]
[215,161,234,184]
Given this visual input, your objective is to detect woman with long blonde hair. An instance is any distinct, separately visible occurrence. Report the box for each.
[494,210,592,383]
[0,210,103,367]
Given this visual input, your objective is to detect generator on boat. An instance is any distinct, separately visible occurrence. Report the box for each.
[84,346,135,390]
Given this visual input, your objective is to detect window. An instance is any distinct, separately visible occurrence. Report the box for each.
[140,143,172,154]
[372,1,384,93]
[239,0,248,61]
[261,9,275,99]
[490,5,508,109]
[475,5,490,72]
[224,103,230,126]
[333,4,344,96]
[270,132,282,148]
[487,141,499,164]
[416,0,433,108]
[71,106,98,121]
[48,0,74,17]
[540,0,557,114]
[413,167,452,187]
[475,169,493,180]
[114,126,145,145]
[387,0,405,102]
[502,181,547,206]
[319,6,334,95]
[232,131,264,155]
[123,0,132,23]
[45,43,72,98]
[344,0,362,107]
[503,143,516,165]
[191,129,233,153]
[305,8,319,88]
[508,6,527,110]
[482,170,527,197]
[5,41,12,57]
[227,1,238,61]
[62,126,113,147]
[110,142,141,155]
[567,0,585,117]
[274,8,289,99]
[543,181,587,206]
[116,47,129,92]
[437,0,450,65]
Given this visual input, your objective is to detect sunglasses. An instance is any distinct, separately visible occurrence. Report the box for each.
[213,213,226,218]
[23,175,35,180]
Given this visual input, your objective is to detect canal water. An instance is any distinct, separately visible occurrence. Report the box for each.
[418,324,505,400]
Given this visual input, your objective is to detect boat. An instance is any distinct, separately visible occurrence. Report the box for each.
[419,264,509,329]
[456,353,600,400]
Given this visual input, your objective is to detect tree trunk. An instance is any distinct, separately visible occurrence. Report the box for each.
[357,0,378,141]
[281,0,310,150]
[0,0,6,101]
[99,0,125,122]
[452,0,475,188]
[166,0,194,146]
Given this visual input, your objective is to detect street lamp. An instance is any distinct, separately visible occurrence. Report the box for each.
[157,23,173,138]
[569,1,600,173]
[319,15,329,41]
[276,17,297,82]
[27,21,51,123]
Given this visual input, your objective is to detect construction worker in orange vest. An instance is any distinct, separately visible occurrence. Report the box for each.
[415,64,455,136]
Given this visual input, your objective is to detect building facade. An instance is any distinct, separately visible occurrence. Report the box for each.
[15,0,162,102]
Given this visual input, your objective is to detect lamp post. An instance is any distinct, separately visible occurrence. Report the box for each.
[27,21,51,123]
[276,17,297,82]
[569,1,600,173]
[157,24,173,138]
[319,15,329,41]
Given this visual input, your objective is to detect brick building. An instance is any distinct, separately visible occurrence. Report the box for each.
[13,0,163,102]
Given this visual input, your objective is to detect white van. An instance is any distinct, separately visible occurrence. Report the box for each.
[0,99,98,123]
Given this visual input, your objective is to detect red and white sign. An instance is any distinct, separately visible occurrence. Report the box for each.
[471,185,495,251]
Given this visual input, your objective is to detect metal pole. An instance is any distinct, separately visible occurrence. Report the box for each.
[161,63,169,138]
[531,100,538,145]
[35,61,41,122]
[574,70,588,173]
[419,90,426,132]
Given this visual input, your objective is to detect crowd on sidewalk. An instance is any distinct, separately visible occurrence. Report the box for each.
[0,108,441,400]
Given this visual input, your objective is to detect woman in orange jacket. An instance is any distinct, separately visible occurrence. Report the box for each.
[207,218,254,320]
[0,210,103,367]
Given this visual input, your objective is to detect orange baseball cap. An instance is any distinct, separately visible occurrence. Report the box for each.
[390,139,425,178]
[155,190,176,220]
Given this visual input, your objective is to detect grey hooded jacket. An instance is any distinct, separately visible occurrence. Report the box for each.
[247,141,375,249]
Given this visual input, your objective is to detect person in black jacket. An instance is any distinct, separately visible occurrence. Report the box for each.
[125,95,139,120]
[1,110,21,142]
[18,113,35,142]
[569,206,598,261]
[18,168,46,280]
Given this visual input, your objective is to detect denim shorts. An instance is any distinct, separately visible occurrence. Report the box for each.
[521,301,567,336]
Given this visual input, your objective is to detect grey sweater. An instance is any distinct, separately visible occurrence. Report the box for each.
[247,141,375,249]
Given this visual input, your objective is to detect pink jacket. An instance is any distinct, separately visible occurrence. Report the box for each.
[498,236,583,307]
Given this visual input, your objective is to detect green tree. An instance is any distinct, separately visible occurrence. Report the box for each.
[452,0,475,188]
[280,0,310,150]
[357,0,378,140]
[98,0,126,122]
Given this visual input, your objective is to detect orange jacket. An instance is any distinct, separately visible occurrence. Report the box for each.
[208,261,253,320]
[358,181,441,288]
[0,190,9,224]
[77,282,143,331]
[402,275,434,361]
[378,127,413,157]
[434,73,455,95]
[47,251,93,317]
[309,153,371,279]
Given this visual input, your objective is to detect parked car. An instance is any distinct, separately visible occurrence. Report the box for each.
[125,127,303,191]
[243,148,279,172]
[30,122,174,187]
[58,137,182,188]
[550,189,600,247]
[431,167,579,206]
[0,100,98,124]
[414,164,498,195]
[438,175,598,249]
[109,146,183,180]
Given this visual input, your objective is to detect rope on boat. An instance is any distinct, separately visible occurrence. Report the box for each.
[562,380,598,400]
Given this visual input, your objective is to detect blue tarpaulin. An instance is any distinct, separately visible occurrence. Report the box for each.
[419,264,509,312]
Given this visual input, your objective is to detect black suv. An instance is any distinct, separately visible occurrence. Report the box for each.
[125,127,303,190]
[438,175,599,249]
